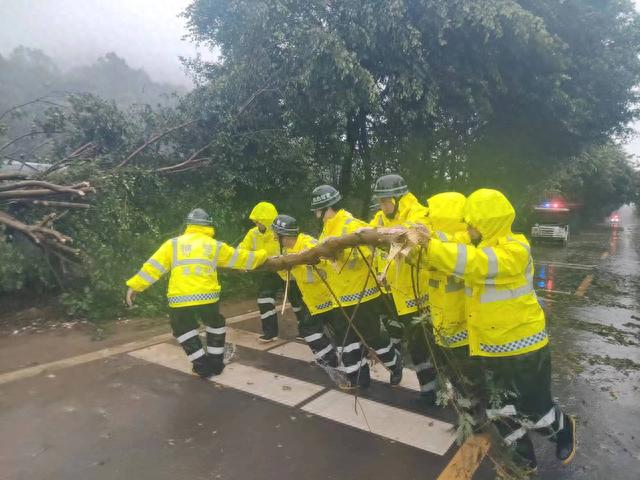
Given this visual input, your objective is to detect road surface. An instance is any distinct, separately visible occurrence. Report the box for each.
[1,206,638,479]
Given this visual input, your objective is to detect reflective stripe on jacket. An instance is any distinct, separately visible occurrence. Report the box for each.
[127,225,267,308]
[424,189,548,357]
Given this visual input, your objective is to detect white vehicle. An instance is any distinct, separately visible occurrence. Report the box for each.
[530,203,571,246]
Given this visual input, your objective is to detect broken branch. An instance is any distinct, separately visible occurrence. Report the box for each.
[117,119,198,169]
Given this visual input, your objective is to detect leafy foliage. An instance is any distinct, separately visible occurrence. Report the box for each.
[2,1,640,319]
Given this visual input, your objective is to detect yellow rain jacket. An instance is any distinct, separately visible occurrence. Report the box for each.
[127,225,267,308]
[321,209,381,307]
[238,202,281,257]
[278,233,335,315]
[425,192,469,348]
[424,189,548,357]
[370,192,430,315]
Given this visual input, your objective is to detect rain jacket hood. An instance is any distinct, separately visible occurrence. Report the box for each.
[427,192,466,235]
[464,189,515,245]
[249,202,278,228]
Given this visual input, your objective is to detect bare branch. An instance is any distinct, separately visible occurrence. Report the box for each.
[116,119,198,169]
[1,153,44,171]
[39,142,96,176]
[18,199,91,209]
[155,140,213,172]
[0,173,28,181]
[0,94,68,122]
[0,211,79,256]
[0,185,93,200]
[0,180,91,194]
[0,131,65,154]
[0,211,40,244]
[158,158,210,174]
[237,87,280,115]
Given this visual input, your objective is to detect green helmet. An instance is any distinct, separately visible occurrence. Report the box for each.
[310,184,341,210]
[186,208,213,226]
[372,174,408,199]
[272,214,299,236]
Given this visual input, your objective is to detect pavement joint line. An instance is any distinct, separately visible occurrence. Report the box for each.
[436,433,491,480]
[0,309,280,385]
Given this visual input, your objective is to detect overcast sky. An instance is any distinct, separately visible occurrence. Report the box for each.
[0,0,211,86]
[0,0,639,158]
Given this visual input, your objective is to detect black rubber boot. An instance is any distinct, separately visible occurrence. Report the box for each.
[192,357,216,378]
[390,349,404,386]
[209,358,225,376]
[556,414,577,464]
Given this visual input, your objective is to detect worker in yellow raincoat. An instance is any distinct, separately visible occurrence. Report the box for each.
[126,208,267,377]
[238,202,306,342]
[370,174,436,400]
[311,184,402,389]
[270,214,339,369]
[417,192,483,401]
[417,189,576,470]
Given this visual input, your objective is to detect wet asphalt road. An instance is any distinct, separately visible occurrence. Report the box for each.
[0,205,639,480]
[530,204,640,480]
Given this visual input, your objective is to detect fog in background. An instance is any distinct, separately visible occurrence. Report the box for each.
[0,0,215,86]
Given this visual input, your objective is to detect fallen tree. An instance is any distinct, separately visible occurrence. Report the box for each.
[0,174,95,259]
[261,226,429,272]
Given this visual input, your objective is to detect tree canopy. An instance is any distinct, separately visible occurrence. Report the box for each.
[184,0,640,209]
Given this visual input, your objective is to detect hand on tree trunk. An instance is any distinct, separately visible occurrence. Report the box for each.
[125,288,137,307]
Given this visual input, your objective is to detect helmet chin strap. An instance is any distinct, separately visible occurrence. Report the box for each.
[277,234,284,253]
[384,197,399,219]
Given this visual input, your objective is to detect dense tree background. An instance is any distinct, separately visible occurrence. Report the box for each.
[1,0,639,319]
